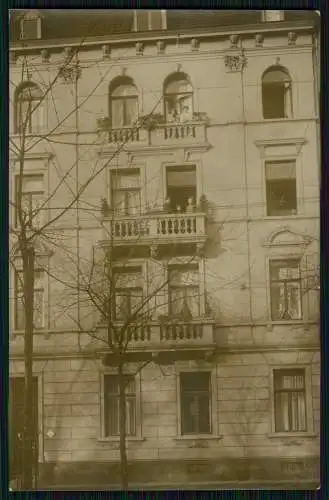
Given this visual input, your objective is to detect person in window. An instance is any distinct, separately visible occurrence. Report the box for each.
[163,197,171,213]
[186,197,195,213]
[180,104,192,123]
[168,108,178,122]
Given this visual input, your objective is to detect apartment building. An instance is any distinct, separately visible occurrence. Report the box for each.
[9,9,320,489]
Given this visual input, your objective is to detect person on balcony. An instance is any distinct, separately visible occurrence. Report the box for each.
[186,197,195,213]
[180,104,192,123]
[163,197,171,213]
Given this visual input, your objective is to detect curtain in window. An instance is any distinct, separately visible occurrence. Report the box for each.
[105,377,136,436]
[274,372,306,432]
[125,97,138,126]
[111,99,124,128]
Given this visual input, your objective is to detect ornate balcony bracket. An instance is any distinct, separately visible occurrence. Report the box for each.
[224,50,247,72]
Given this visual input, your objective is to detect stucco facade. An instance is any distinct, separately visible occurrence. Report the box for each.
[9,9,320,488]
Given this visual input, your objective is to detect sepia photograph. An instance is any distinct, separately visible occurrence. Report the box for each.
[8,8,320,491]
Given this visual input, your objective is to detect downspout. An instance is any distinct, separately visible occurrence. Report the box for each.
[75,54,81,340]
[240,51,254,326]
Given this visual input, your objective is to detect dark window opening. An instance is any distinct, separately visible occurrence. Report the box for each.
[262,67,292,119]
[166,166,196,213]
[265,161,297,216]
[180,372,211,435]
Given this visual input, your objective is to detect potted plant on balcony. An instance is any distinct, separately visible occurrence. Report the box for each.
[140,113,165,131]
[193,111,208,123]
[197,194,208,213]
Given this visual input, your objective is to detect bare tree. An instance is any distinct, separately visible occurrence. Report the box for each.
[9,16,164,489]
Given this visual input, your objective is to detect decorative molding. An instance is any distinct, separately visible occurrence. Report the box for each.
[40,48,49,63]
[150,245,159,259]
[255,33,264,47]
[224,51,247,72]
[254,137,306,158]
[263,226,313,248]
[102,44,111,59]
[288,31,297,46]
[229,34,239,48]
[136,42,144,55]
[63,46,73,61]
[156,40,165,55]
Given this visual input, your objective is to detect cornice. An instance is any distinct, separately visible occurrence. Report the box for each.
[9,21,317,53]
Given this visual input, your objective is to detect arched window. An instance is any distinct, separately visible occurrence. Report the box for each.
[109,77,138,129]
[163,73,193,123]
[262,67,292,119]
[15,82,43,134]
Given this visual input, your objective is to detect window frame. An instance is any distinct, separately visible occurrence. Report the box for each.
[112,264,144,322]
[110,168,141,216]
[14,173,44,229]
[163,74,194,123]
[15,83,44,135]
[165,164,197,213]
[269,365,315,438]
[175,365,219,439]
[269,258,303,321]
[99,368,142,441]
[14,268,45,331]
[109,79,139,129]
[20,12,42,40]
[133,10,167,31]
[261,67,292,120]
[265,159,297,217]
[168,263,201,319]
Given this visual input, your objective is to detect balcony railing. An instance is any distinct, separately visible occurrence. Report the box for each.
[101,212,206,244]
[96,117,208,147]
[103,321,214,349]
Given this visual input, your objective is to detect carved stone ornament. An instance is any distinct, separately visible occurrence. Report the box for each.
[136,42,144,55]
[157,40,165,54]
[229,34,239,48]
[41,48,50,63]
[150,245,159,259]
[224,51,247,72]
[288,31,297,46]
[255,33,264,47]
[102,44,111,59]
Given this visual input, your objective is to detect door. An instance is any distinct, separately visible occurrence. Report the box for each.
[9,377,39,486]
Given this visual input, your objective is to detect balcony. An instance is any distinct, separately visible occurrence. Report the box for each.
[98,320,215,353]
[100,211,207,248]
[96,114,209,150]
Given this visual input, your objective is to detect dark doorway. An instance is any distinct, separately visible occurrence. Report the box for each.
[9,376,39,488]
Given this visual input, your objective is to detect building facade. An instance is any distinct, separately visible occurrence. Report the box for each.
[9,9,320,489]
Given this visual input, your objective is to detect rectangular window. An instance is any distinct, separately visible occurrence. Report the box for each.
[269,260,302,320]
[180,372,211,435]
[104,375,136,437]
[265,160,297,216]
[274,369,307,432]
[166,166,196,212]
[111,169,141,216]
[133,10,166,31]
[15,174,44,228]
[15,269,44,330]
[114,266,143,320]
[20,18,40,40]
[168,264,200,319]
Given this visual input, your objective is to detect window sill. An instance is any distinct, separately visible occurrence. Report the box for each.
[268,432,318,439]
[174,434,222,441]
[267,320,305,326]
[97,436,145,443]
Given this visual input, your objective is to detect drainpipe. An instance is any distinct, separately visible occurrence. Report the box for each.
[240,52,254,326]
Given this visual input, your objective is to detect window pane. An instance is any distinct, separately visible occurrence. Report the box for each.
[112,84,137,98]
[165,79,192,94]
[262,83,285,119]
[270,261,300,281]
[286,282,302,319]
[125,97,138,126]
[167,169,196,187]
[169,266,199,285]
[136,11,149,31]
[270,283,286,320]
[111,99,124,128]
[275,392,290,431]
